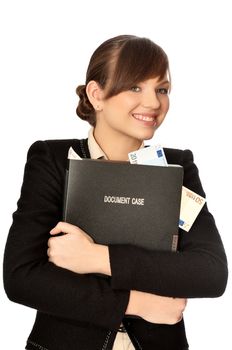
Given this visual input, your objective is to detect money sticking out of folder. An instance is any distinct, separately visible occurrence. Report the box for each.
[128,145,168,166]
[179,186,206,232]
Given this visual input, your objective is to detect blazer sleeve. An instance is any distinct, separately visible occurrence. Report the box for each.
[3,140,129,330]
[108,149,228,298]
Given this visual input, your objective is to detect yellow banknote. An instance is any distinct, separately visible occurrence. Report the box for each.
[179,186,206,232]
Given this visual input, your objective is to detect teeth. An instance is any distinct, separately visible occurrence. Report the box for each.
[133,114,156,122]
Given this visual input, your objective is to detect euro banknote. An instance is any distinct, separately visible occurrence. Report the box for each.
[128,145,168,166]
[179,186,206,232]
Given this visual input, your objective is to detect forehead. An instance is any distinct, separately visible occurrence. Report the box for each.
[139,75,170,85]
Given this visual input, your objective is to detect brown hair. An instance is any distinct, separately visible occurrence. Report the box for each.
[76,35,169,126]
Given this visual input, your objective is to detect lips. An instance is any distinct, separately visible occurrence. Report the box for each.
[132,113,158,126]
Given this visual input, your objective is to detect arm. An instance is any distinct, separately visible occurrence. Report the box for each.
[3,141,129,330]
[47,222,187,325]
[108,150,228,298]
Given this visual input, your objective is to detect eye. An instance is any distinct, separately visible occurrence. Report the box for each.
[156,88,169,95]
[130,86,141,92]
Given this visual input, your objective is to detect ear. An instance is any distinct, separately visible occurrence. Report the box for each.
[86,81,104,111]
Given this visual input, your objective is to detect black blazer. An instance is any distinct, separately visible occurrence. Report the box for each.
[3,139,228,350]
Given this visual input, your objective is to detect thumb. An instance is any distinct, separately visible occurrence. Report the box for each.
[50,221,78,235]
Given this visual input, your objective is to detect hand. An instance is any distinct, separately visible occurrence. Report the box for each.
[47,222,111,275]
[126,290,187,325]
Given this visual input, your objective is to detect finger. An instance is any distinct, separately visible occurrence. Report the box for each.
[50,221,77,235]
[50,222,63,235]
[47,237,53,247]
[47,247,54,261]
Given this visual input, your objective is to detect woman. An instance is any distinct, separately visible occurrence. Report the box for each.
[3,35,228,350]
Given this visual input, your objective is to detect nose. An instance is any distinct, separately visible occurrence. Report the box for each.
[141,91,161,109]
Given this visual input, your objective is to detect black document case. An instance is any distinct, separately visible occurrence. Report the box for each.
[63,159,183,251]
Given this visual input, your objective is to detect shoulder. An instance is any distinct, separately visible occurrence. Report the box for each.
[164,147,206,195]
[27,138,88,159]
[28,138,85,154]
[26,138,89,176]
[164,147,194,166]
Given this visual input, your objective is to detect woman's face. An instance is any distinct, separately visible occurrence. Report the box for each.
[98,76,170,142]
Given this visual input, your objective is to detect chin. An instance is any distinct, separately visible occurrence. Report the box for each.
[135,128,156,141]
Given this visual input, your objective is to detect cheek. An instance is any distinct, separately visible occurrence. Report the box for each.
[161,97,170,113]
[116,93,138,110]
[102,107,122,127]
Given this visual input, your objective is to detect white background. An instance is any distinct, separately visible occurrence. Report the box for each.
[0,0,231,349]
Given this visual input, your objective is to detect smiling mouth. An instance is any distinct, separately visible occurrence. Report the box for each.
[132,113,158,123]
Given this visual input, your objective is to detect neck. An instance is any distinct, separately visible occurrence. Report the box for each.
[94,125,143,161]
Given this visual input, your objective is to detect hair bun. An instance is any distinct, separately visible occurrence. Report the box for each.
[76,85,87,99]
[75,85,96,126]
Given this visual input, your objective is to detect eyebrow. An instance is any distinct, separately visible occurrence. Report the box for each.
[157,80,170,85]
